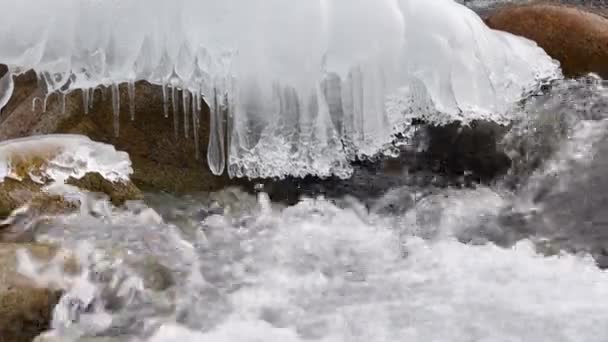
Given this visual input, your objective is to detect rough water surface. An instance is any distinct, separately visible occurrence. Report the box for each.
[22,185,608,342]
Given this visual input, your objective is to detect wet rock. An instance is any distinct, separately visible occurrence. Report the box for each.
[0,71,241,193]
[66,172,143,206]
[421,120,512,183]
[0,178,44,219]
[486,4,608,78]
[0,193,75,243]
[0,243,64,342]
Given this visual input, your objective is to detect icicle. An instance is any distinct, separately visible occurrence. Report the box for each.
[225,92,232,177]
[182,90,190,138]
[82,88,90,115]
[207,88,226,175]
[89,88,95,110]
[192,92,200,159]
[162,82,169,118]
[197,84,203,111]
[42,94,49,113]
[127,80,136,121]
[171,81,179,139]
[32,97,42,113]
[60,93,66,114]
[0,71,14,111]
[111,84,120,137]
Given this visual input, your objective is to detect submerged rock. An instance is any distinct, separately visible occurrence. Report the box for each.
[0,243,64,342]
[486,4,608,78]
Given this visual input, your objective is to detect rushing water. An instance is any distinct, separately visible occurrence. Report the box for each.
[9,77,608,341]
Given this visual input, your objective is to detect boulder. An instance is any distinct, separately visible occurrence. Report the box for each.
[486,4,608,78]
[0,243,65,342]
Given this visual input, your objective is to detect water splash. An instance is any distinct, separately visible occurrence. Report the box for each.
[15,189,608,342]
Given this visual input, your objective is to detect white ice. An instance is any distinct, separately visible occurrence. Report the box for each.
[0,0,560,178]
[0,134,133,183]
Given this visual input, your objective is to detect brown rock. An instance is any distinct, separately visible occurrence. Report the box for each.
[0,243,65,342]
[66,172,143,206]
[486,4,608,78]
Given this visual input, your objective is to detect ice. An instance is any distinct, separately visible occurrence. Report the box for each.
[0,0,560,178]
[0,71,14,111]
[182,90,190,138]
[0,134,132,183]
[111,84,120,137]
[128,80,136,121]
[171,84,178,139]
[192,92,200,159]
[81,88,90,115]
[161,82,169,118]
[208,89,226,176]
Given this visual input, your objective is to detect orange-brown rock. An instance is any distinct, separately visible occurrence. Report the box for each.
[486,4,608,78]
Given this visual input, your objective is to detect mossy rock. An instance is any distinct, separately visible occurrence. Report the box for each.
[66,172,143,206]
